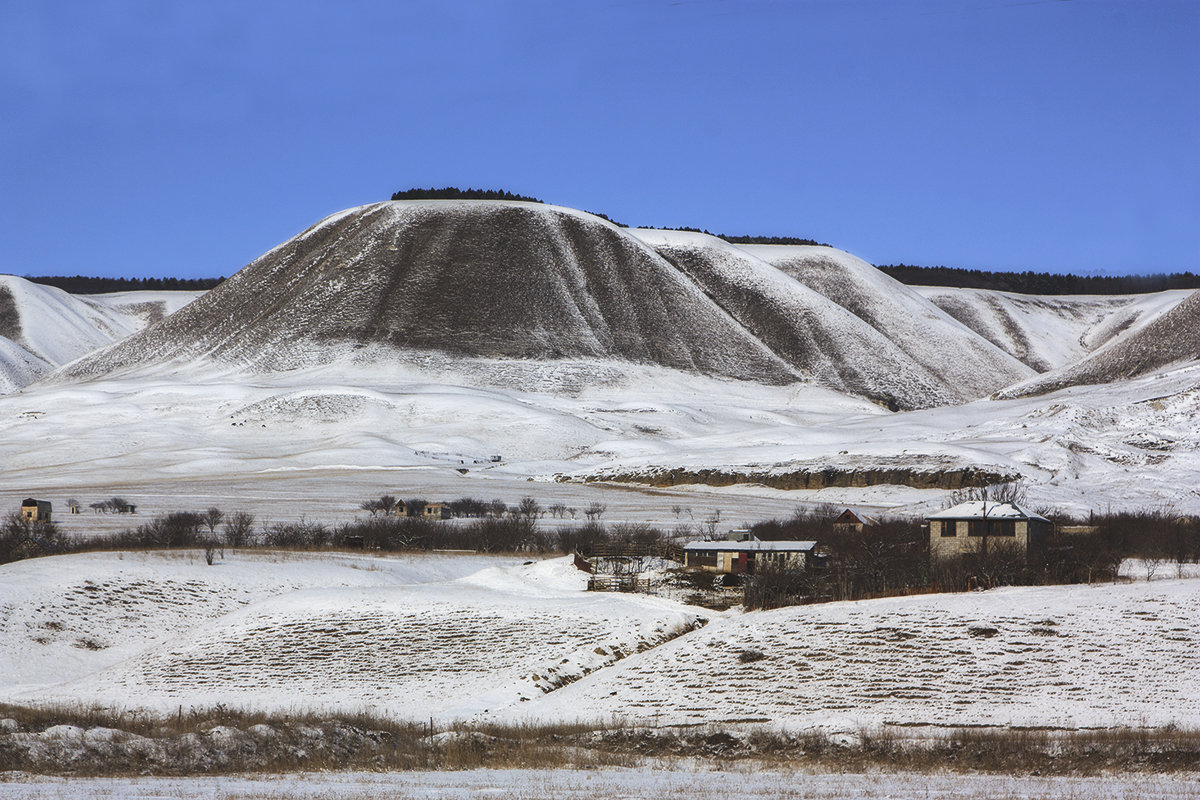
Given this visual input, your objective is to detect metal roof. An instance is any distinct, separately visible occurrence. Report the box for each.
[684,539,818,553]
[927,501,1050,523]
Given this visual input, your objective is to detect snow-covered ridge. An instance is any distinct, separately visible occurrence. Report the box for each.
[915,285,1192,372]
[0,276,202,394]
[52,201,1047,411]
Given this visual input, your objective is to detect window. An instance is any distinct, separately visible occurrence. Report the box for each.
[967,520,1015,537]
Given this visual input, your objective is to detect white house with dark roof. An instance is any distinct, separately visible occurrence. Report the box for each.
[683,537,818,574]
[927,501,1052,561]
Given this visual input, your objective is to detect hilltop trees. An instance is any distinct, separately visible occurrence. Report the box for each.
[390,187,543,203]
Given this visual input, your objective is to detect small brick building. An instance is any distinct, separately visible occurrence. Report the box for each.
[927,501,1052,561]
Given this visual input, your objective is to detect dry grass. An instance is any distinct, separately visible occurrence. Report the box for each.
[2,702,1198,777]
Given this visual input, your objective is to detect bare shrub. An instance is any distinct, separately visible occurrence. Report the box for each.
[221,511,254,548]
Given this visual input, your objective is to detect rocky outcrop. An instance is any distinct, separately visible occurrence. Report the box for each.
[567,461,1019,491]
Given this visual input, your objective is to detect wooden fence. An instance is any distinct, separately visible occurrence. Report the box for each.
[587,574,654,593]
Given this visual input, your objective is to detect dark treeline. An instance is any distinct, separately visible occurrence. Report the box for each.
[6,502,1198,613]
[632,225,829,246]
[879,264,1200,295]
[742,506,1200,611]
[390,186,544,203]
[22,275,224,294]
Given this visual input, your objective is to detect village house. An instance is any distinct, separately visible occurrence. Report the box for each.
[20,498,52,523]
[422,502,451,520]
[926,501,1053,561]
[683,534,818,575]
[832,508,878,533]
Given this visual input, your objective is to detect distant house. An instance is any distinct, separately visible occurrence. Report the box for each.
[833,508,878,533]
[20,498,52,523]
[927,501,1052,560]
[422,502,451,520]
[683,536,818,575]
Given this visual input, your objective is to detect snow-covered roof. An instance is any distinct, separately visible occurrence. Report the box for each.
[684,539,817,553]
[927,501,1050,523]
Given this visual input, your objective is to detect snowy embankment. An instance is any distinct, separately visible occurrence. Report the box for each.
[0,551,704,719]
[3,550,1197,734]
[498,576,1200,732]
[3,769,1197,800]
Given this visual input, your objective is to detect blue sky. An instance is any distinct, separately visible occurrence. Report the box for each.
[2,0,1197,279]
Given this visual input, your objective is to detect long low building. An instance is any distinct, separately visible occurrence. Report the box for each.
[683,538,818,574]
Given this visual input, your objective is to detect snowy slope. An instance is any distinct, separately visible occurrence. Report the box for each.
[3,349,1199,517]
[915,286,1191,372]
[502,576,1200,731]
[0,276,202,393]
[0,552,704,719]
[742,245,1034,397]
[999,290,1200,398]
[4,550,1195,734]
[58,201,799,386]
[632,230,959,409]
[56,202,1031,410]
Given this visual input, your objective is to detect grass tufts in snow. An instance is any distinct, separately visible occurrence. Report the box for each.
[2,702,1199,777]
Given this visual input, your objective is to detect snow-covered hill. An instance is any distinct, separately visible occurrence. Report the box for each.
[632,231,1028,409]
[741,244,1035,398]
[0,276,202,393]
[999,289,1200,398]
[4,201,1198,515]
[57,202,800,388]
[55,201,1042,411]
[914,286,1190,372]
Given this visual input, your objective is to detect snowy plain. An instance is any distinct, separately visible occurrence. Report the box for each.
[1,550,1196,734]
[3,768,1198,800]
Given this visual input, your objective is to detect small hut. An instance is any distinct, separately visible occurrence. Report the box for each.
[20,498,52,523]
[832,508,878,533]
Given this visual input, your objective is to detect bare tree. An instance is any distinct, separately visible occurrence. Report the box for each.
[360,495,399,516]
[703,509,722,540]
[518,497,542,520]
[584,502,607,522]
[202,507,224,535]
[222,511,255,548]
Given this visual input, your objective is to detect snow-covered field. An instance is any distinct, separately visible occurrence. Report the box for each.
[3,350,1198,529]
[2,550,1196,733]
[0,552,704,719]
[3,768,1197,799]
